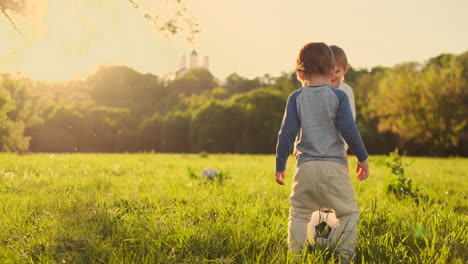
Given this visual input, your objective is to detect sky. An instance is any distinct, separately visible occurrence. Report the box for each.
[0,0,467,82]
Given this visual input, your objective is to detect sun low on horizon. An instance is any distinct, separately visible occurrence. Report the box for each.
[0,0,186,82]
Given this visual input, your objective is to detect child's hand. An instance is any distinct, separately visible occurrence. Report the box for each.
[356,160,369,181]
[275,171,285,185]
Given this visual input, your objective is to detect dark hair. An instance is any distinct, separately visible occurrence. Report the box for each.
[329,45,348,69]
[296,42,335,77]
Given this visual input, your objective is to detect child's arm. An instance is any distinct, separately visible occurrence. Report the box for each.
[275,92,300,184]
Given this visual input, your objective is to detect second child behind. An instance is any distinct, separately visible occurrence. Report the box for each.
[330,45,356,158]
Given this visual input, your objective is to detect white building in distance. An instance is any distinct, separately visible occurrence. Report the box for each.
[177,50,209,77]
[162,50,210,81]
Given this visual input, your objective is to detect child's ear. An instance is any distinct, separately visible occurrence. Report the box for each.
[344,64,349,74]
[296,70,304,81]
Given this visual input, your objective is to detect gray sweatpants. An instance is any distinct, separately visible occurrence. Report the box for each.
[288,160,359,257]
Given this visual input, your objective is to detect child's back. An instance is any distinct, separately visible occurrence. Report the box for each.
[277,84,365,170]
[274,42,369,263]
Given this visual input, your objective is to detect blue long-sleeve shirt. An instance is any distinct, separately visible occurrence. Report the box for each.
[275,85,368,172]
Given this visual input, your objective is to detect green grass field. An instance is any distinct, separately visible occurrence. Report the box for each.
[0,153,466,263]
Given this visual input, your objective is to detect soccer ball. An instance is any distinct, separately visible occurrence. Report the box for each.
[307,209,338,249]
[202,168,218,180]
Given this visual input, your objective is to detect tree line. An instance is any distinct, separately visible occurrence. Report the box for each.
[0,51,467,156]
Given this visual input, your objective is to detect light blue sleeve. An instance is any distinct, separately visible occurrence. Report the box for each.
[275,91,300,172]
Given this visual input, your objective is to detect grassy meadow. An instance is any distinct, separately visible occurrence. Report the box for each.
[0,153,466,263]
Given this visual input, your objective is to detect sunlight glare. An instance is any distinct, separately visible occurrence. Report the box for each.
[0,0,182,82]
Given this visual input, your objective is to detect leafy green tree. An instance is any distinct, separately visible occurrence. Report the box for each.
[1,76,48,131]
[455,51,468,155]
[30,105,85,152]
[169,68,217,96]
[419,54,467,154]
[83,106,132,152]
[160,111,191,152]
[139,113,164,152]
[269,72,300,96]
[233,88,285,153]
[190,102,244,152]
[0,75,34,152]
[87,66,168,116]
[352,67,399,154]
[0,92,28,151]
[210,87,230,100]
[33,79,93,108]
[371,56,466,155]
[345,66,370,88]
[224,73,262,93]
[89,66,143,107]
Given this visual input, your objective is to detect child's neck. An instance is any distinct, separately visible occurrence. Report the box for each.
[302,76,330,87]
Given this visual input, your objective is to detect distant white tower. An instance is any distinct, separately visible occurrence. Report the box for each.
[175,50,209,78]
[203,56,209,70]
[189,50,199,69]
